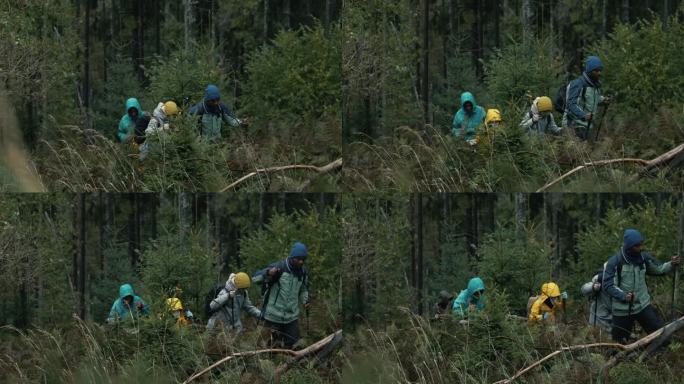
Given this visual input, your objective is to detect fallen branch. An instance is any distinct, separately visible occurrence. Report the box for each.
[601,315,684,381]
[182,330,342,384]
[219,158,343,192]
[494,315,684,384]
[493,342,626,384]
[274,330,343,383]
[536,142,684,192]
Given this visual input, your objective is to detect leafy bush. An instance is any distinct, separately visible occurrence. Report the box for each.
[593,14,684,112]
[242,23,341,122]
[485,36,564,106]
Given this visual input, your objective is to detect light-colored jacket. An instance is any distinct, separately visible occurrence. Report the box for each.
[521,97,561,135]
[207,273,261,332]
[581,273,612,332]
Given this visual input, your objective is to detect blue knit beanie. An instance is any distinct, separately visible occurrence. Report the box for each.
[585,56,604,73]
[289,242,308,258]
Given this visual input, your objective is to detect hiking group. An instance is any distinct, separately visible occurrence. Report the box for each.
[106,242,310,349]
[452,55,611,144]
[116,84,247,159]
[435,229,680,346]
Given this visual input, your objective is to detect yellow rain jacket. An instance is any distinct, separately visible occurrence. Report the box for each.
[166,298,193,327]
[528,282,563,322]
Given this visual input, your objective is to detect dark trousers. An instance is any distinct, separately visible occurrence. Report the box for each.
[612,304,664,344]
[573,125,590,141]
[264,319,300,348]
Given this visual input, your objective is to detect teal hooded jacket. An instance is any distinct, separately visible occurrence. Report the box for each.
[452,277,486,318]
[107,284,149,323]
[451,92,486,140]
[117,98,146,142]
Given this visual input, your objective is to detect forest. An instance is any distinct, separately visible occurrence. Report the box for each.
[0,1,342,192]
[2,193,684,383]
[342,0,684,192]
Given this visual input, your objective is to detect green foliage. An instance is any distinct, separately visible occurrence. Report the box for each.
[140,232,215,317]
[239,208,342,317]
[485,36,564,106]
[479,224,554,313]
[146,46,230,108]
[593,14,684,112]
[242,23,341,122]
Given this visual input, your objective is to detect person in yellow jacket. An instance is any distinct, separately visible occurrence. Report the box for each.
[528,282,567,322]
[166,297,194,327]
[484,109,502,130]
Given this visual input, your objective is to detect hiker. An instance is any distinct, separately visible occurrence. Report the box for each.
[117,98,146,143]
[561,55,611,140]
[581,270,612,332]
[188,84,243,141]
[521,96,561,135]
[253,242,310,348]
[139,101,179,159]
[166,297,194,327]
[528,282,567,323]
[106,283,149,323]
[452,277,485,319]
[602,229,680,344]
[434,290,455,318]
[206,272,261,333]
[484,108,502,131]
[451,92,486,145]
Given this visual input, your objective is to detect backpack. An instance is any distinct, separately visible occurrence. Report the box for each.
[133,115,151,145]
[554,81,587,115]
[204,282,225,319]
[526,295,539,318]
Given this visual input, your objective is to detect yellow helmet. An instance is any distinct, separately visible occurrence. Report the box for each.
[541,282,561,298]
[164,101,179,116]
[485,109,502,125]
[234,272,251,289]
[166,297,184,312]
[537,96,553,113]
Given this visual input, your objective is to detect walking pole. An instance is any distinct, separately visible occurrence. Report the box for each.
[594,103,610,141]
[673,195,683,321]
[593,292,598,327]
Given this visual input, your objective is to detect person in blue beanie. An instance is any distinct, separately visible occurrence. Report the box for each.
[188,84,245,141]
[561,55,611,140]
[602,229,680,344]
[252,242,310,348]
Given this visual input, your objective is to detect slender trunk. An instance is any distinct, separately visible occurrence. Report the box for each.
[522,0,534,40]
[137,0,145,82]
[263,0,269,42]
[284,0,291,29]
[515,193,527,229]
[184,0,194,52]
[83,0,91,128]
[416,193,424,315]
[494,0,500,48]
[422,0,430,125]
[156,0,161,55]
[621,0,629,23]
[78,194,86,320]
[601,0,607,37]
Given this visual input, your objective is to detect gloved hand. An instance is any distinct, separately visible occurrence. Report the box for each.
[593,282,601,292]
[136,302,144,311]
[467,139,478,146]
[560,291,568,300]
[532,113,541,122]
[185,310,194,319]
[542,312,550,320]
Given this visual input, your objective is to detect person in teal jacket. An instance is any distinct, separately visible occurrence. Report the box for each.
[106,283,149,323]
[451,92,486,143]
[602,229,679,343]
[452,277,486,318]
[117,98,146,143]
[188,85,243,141]
[253,242,310,348]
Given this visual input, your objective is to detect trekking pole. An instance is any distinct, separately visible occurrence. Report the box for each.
[593,102,610,141]
[674,197,683,321]
[593,292,598,327]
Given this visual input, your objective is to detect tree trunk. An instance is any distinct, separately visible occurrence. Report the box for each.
[494,0,500,47]
[128,194,137,268]
[621,0,629,23]
[515,193,527,229]
[416,193,424,315]
[263,0,269,42]
[284,0,291,29]
[156,0,161,55]
[522,0,534,40]
[422,0,430,125]
[78,194,86,320]
[184,0,195,52]
[83,0,91,128]
[137,0,145,82]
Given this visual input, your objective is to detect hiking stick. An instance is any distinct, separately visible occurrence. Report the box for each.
[593,292,598,327]
[594,102,609,141]
[674,195,683,321]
